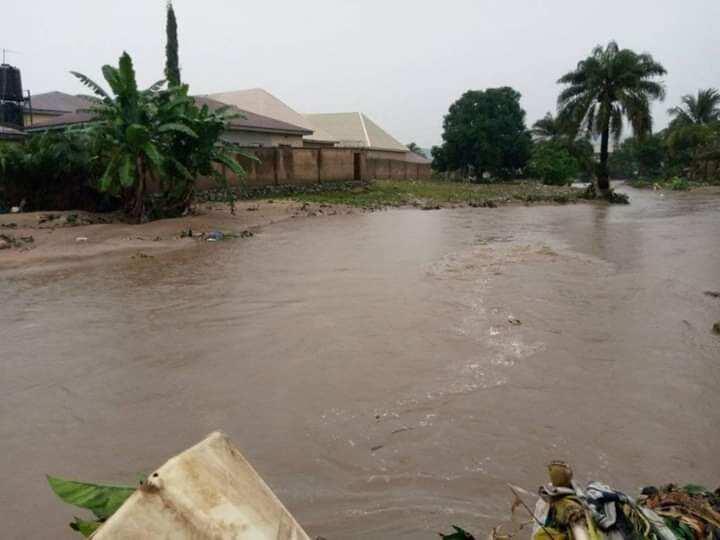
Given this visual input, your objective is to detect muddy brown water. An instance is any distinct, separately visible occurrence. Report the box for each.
[1,185,719,539]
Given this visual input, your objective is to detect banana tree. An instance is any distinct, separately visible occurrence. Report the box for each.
[72,51,247,221]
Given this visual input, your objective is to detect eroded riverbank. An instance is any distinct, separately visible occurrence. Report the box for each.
[1,185,718,539]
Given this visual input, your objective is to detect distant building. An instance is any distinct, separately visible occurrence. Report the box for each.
[304,112,430,164]
[23,91,95,126]
[25,96,311,147]
[0,124,26,142]
[209,88,338,147]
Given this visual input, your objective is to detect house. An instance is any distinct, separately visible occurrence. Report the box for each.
[23,91,94,126]
[0,124,26,142]
[208,88,338,147]
[304,112,432,164]
[25,96,312,147]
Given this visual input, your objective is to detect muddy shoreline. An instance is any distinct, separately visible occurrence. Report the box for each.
[0,200,358,276]
[0,194,601,276]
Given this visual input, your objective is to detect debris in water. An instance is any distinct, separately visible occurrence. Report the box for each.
[713,322,720,335]
[206,231,224,242]
[704,291,720,298]
[508,316,522,326]
[75,237,88,243]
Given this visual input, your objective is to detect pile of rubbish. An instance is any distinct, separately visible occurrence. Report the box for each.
[456,462,720,540]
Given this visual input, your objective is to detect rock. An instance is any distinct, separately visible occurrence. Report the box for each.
[508,315,522,326]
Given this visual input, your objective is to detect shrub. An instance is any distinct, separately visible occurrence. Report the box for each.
[528,141,579,185]
[670,177,689,190]
[0,131,109,211]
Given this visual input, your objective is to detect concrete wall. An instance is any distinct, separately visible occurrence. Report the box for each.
[193,147,433,191]
[367,158,432,180]
[690,159,720,182]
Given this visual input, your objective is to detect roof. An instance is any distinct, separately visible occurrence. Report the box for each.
[194,96,311,135]
[26,97,311,136]
[0,124,26,140]
[208,88,337,143]
[304,112,408,152]
[25,111,96,131]
[405,151,432,164]
[26,91,94,114]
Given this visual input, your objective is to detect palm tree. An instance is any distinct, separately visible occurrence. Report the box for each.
[668,88,720,127]
[557,41,666,191]
[531,113,565,141]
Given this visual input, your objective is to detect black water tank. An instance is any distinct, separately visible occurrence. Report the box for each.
[0,64,23,102]
[0,101,24,127]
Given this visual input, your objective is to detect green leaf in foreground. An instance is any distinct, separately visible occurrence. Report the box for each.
[439,525,476,539]
[47,475,135,520]
[70,517,102,538]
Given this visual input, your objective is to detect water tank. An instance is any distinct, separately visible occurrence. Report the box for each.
[0,101,24,127]
[0,64,23,102]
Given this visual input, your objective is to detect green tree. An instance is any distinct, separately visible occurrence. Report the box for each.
[437,87,532,179]
[608,134,665,178]
[668,88,720,127]
[165,2,181,86]
[72,52,245,221]
[430,145,447,172]
[406,142,426,158]
[532,112,595,179]
[557,41,666,191]
[528,141,579,185]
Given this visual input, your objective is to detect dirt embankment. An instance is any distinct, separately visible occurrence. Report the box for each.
[0,200,351,275]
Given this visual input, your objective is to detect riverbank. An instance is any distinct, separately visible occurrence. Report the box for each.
[0,200,350,275]
[0,180,592,274]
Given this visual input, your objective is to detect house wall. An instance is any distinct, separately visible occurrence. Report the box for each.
[222,131,304,148]
[23,111,60,127]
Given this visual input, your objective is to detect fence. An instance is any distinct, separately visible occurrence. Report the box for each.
[196,147,432,190]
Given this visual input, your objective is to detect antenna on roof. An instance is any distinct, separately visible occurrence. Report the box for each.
[2,48,21,64]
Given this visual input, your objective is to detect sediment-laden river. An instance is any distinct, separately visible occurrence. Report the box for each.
[1,185,718,539]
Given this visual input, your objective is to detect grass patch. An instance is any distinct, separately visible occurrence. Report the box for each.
[251,179,588,209]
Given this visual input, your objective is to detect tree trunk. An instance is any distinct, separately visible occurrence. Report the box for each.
[597,125,610,192]
[132,158,146,223]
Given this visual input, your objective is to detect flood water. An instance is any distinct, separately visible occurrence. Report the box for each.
[1,185,719,539]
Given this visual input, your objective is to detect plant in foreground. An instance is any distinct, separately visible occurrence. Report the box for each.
[47,476,137,537]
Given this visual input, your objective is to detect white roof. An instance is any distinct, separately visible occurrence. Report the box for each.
[208,88,337,143]
[304,112,408,152]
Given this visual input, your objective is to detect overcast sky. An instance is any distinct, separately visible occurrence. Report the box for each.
[6,0,720,148]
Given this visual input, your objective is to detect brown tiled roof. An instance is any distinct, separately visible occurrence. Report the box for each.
[27,97,311,136]
[26,91,95,114]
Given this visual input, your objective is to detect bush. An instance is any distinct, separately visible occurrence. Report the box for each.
[528,141,579,185]
[670,177,689,190]
[0,132,110,212]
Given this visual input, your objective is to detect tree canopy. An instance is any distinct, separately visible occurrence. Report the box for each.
[557,41,666,190]
[165,2,181,86]
[668,88,720,128]
[435,87,531,179]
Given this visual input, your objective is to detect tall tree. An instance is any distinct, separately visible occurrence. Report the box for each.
[531,113,566,141]
[668,88,720,127]
[557,41,666,191]
[165,2,181,86]
[437,87,531,178]
[406,142,426,157]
